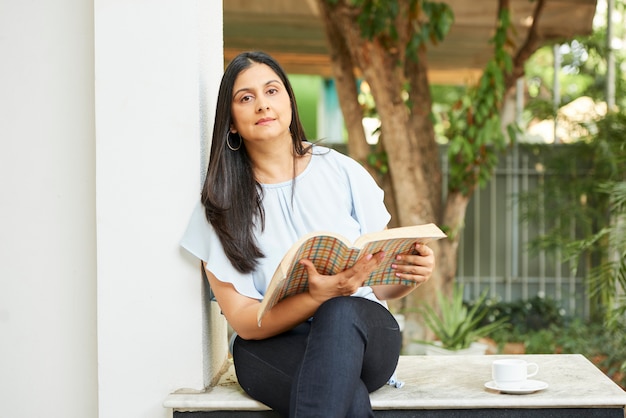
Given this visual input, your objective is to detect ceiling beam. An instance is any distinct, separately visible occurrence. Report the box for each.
[223,0,597,84]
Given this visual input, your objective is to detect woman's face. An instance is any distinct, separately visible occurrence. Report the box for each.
[230,63,292,145]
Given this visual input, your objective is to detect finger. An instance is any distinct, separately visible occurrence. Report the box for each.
[393,263,431,277]
[394,261,433,280]
[396,248,434,268]
[338,252,384,294]
[394,270,431,284]
[299,258,319,276]
[351,251,384,273]
[413,243,433,256]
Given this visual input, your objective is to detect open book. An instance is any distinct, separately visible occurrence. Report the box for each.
[257,223,446,325]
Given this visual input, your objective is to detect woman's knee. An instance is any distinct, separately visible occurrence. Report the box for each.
[315,297,397,328]
[315,296,361,319]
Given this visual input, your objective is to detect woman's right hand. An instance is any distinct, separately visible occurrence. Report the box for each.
[299,252,385,304]
[205,253,383,340]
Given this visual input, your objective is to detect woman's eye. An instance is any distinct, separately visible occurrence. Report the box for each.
[240,95,253,103]
[267,88,278,95]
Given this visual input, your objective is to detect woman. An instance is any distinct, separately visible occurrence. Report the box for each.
[181,51,435,417]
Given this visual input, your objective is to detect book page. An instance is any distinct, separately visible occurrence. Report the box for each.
[353,223,446,248]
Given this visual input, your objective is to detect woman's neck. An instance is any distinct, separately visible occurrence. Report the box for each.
[247,139,311,184]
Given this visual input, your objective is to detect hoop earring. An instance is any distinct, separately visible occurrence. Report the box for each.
[227,133,242,151]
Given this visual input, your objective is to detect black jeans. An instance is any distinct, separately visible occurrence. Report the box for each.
[233,297,402,418]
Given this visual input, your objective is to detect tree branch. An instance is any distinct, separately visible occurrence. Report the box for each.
[505,0,546,90]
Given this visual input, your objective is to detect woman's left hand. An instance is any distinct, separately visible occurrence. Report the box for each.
[391,243,435,285]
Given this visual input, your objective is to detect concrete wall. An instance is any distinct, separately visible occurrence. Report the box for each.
[0,1,97,416]
[0,1,224,417]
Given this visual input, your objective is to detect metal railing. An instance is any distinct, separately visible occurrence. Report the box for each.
[454,145,589,318]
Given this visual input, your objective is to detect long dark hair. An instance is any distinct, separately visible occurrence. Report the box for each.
[201,51,309,273]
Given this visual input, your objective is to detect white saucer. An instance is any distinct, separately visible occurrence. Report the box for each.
[484,379,549,394]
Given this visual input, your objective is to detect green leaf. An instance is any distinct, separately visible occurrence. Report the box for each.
[419,284,508,350]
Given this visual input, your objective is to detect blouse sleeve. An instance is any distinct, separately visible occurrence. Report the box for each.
[338,151,391,234]
[180,202,264,300]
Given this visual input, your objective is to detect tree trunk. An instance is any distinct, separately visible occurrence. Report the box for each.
[316,0,446,344]
[439,190,471,295]
[315,0,552,346]
[318,0,437,227]
[406,46,443,223]
[317,2,373,172]
[316,0,402,223]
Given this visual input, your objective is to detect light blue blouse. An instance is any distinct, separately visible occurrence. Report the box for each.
[180,145,391,304]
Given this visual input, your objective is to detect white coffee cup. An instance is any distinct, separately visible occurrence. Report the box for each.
[492,359,539,390]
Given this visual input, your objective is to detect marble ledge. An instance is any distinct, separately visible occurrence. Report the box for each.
[164,354,626,412]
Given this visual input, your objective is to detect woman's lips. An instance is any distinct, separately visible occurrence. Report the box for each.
[256,118,274,125]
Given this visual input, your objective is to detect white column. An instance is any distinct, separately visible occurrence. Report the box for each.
[94,1,225,417]
[0,1,97,417]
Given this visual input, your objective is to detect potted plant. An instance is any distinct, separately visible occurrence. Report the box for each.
[419,283,508,355]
